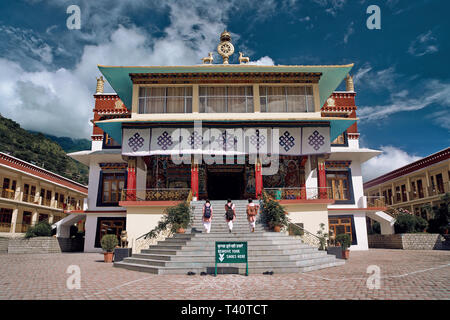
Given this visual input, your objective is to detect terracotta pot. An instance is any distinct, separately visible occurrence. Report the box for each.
[273,225,281,232]
[176,227,185,234]
[103,252,114,263]
[341,249,350,260]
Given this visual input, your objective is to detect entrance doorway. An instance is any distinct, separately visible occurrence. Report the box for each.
[207,167,244,200]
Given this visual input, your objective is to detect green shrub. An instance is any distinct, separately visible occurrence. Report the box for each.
[427,194,449,234]
[394,213,428,233]
[100,234,118,252]
[24,221,52,238]
[335,233,351,251]
[368,221,381,235]
[260,191,289,230]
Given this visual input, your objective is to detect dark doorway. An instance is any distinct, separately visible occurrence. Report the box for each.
[207,170,244,200]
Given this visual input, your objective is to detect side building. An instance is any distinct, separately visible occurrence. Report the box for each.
[0,152,88,237]
[364,147,450,220]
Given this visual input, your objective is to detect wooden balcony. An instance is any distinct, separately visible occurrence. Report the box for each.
[0,188,16,200]
[0,222,11,233]
[121,188,191,202]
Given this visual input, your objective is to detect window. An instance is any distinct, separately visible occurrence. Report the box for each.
[327,171,351,201]
[436,173,444,193]
[417,179,424,198]
[0,208,12,232]
[329,216,357,245]
[401,184,407,202]
[395,186,401,202]
[138,87,192,114]
[387,188,393,205]
[94,217,126,248]
[98,172,126,206]
[199,86,253,113]
[260,86,314,112]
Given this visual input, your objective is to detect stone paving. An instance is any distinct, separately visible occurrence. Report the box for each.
[0,249,449,300]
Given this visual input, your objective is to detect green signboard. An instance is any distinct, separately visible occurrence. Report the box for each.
[215,241,248,276]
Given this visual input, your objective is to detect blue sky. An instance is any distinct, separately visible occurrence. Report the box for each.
[0,0,448,180]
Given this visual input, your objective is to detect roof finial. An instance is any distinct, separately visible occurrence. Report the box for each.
[346,74,354,92]
[217,30,234,64]
[96,76,104,94]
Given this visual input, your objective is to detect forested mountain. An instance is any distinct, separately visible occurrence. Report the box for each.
[0,114,89,185]
[28,131,91,153]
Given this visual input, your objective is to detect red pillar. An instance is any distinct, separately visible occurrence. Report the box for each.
[255,159,263,199]
[191,162,199,200]
[126,159,136,201]
[318,159,327,199]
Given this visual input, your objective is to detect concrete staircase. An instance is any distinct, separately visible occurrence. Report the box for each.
[114,200,345,274]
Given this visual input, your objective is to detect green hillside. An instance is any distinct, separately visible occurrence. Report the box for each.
[28,131,91,153]
[0,114,89,185]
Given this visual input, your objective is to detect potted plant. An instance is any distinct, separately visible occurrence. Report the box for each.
[143,202,192,239]
[101,234,118,263]
[260,191,289,232]
[335,233,351,259]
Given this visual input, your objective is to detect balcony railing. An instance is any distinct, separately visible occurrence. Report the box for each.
[0,222,11,233]
[264,187,331,200]
[22,193,39,204]
[66,204,82,211]
[0,188,16,200]
[121,188,191,202]
[42,198,52,207]
[367,196,386,208]
[15,223,32,233]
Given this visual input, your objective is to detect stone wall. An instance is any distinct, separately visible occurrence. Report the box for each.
[0,238,9,253]
[368,233,444,250]
[8,237,62,254]
[7,237,85,254]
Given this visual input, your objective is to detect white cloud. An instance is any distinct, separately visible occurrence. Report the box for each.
[408,30,439,57]
[343,22,354,44]
[0,0,278,138]
[312,0,346,16]
[358,79,450,121]
[362,146,421,182]
[248,56,275,65]
[353,63,397,92]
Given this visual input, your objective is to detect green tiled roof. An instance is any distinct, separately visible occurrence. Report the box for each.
[98,64,353,109]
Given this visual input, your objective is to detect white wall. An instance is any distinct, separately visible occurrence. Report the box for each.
[286,204,329,235]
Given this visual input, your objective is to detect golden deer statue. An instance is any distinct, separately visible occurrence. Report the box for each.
[239,52,250,64]
[201,52,213,64]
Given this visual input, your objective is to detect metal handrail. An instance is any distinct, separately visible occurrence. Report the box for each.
[288,222,322,241]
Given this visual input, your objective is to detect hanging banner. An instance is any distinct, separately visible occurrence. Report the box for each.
[122,126,330,156]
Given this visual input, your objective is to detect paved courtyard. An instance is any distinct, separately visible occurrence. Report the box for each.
[0,249,449,300]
